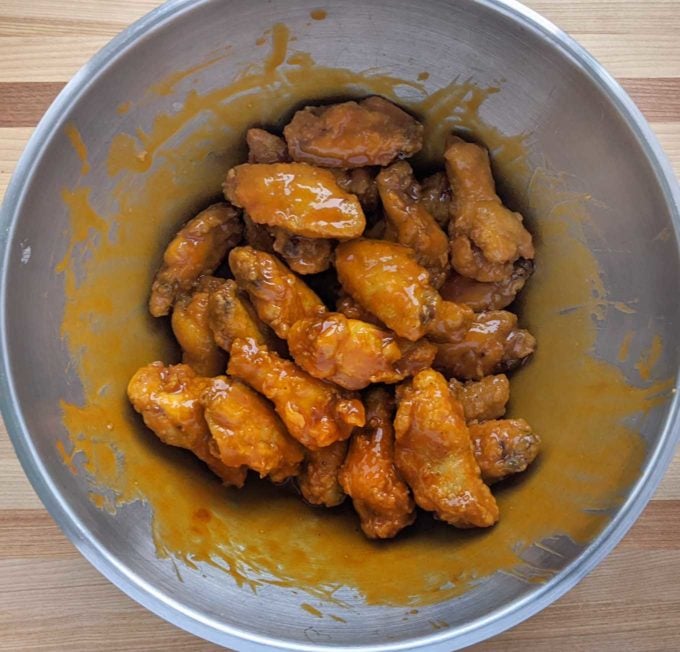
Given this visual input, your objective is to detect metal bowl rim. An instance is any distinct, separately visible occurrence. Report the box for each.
[1,0,679,650]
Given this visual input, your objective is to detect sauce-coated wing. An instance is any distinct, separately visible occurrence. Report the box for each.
[446,136,534,282]
[394,369,499,528]
[338,388,416,538]
[449,374,510,422]
[470,418,540,484]
[202,376,303,483]
[288,312,436,390]
[228,246,326,339]
[297,440,348,507]
[332,167,380,214]
[440,260,533,312]
[207,279,284,354]
[335,239,471,342]
[149,203,242,317]
[127,362,246,487]
[227,338,365,449]
[377,161,449,288]
[224,163,365,239]
[434,310,536,380]
[171,276,227,376]
[284,96,423,168]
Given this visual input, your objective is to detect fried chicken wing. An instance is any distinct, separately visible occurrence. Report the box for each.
[246,128,290,164]
[446,136,534,282]
[440,259,534,312]
[394,369,499,528]
[242,213,275,252]
[149,203,243,317]
[171,276,227,377]
[434,310,536,380]
[377,162,449,288]
[332,167,380,214]
[297,440,348,507]
[335,239,472,342]
[338,388,416,539]
[127,362,246,487]
[271,228,333,274]
[228,338,365,449]
[288,312,436,390]
[420,171,451,229]
[207,279,284,354]
[202,375,303,483]
[449,374,510,422]
[228,246,326,339]
[469,418,540,484]
[224,162,365,240]
[284,96,423,168]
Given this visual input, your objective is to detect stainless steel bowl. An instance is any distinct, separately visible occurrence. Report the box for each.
[2,0,679,650]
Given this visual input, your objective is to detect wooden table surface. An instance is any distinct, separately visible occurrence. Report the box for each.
[1,1,679,650]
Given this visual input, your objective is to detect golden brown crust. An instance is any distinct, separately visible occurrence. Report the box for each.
[298,440,348,507]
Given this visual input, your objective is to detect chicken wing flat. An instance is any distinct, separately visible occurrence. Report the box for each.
[419,171,451,229]
[228,246,326,339]
[377,162,449,288]
[440,259,534,312]
[271,228,333,274]
[332,167,380,214]
[297,440,348,507]
[246,128,290,164]
[469,418,540,484]
[338,388,416,539]
[288,312,436,390]
[446,136,534,282]
[207,279,284,354]
[227,338,365,449]
[434,310,536,380]
[149,203,242,317]
[202,375,303,483]
[449,374,510,423]
[335,291,384,327]
[127,362,246,487]
[394,369,499,528]
[284,96,424,168]
[171,276,227,377]
[335,239,472,342]
[224,162,365,240]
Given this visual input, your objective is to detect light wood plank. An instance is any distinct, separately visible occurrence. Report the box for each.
[0,126,32,201]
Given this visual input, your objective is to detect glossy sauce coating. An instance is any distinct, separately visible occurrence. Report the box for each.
[149,202,242,317]
[284,96,424,168]
[171,276,227,376]
[435,310,536,380]
[339,388,416,539]
[446,136,534,282]
[203,375,303,483]
[224,162,365,239]
[127,362,246,487]
[394,369,499,528]
[227,338,365,449]
[228,246,326,339]
[377,161,450,288]
[449,374,510,422]
[288,311,436,390]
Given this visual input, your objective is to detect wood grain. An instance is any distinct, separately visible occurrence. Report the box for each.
[0,1,679,651]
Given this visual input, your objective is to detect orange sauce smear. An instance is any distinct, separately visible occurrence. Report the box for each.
[56,22,673,611]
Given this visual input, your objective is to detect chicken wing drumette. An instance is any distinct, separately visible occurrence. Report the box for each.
[339,388,416,538]
[297,440,349,507]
